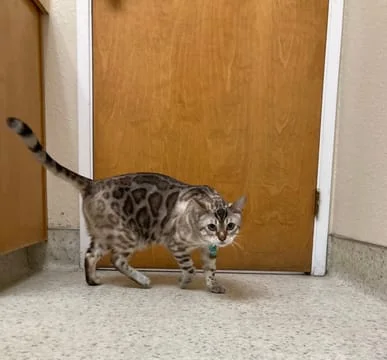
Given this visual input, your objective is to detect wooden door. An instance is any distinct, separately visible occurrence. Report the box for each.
[93,0,328,272]
[0,0,47,254]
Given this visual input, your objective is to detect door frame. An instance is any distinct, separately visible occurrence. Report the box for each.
[76,0,344,276]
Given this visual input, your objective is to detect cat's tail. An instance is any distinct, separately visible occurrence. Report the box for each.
[6,117,92,192]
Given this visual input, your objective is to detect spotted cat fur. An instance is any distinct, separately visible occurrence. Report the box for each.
[6,117,246,293]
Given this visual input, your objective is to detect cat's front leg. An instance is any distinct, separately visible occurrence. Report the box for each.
[201,246,226,294]
[169,245,196,289]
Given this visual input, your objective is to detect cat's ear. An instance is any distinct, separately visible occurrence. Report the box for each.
[229,195,246,213]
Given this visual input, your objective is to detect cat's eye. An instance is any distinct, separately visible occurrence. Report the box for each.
[227,223,236,231]
[207,224,217,231]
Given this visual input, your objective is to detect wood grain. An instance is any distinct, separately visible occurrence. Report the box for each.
[0,0,47,254]
[93,0,328,271]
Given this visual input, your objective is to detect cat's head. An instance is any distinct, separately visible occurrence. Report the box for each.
[196,196,246,247]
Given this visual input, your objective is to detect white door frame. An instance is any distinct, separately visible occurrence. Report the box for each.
[76,0,344,275]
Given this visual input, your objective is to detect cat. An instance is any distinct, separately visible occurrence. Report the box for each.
[6,117,246,293]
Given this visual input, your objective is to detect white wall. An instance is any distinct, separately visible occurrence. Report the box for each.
[42,0,79,228]
[331,0,387,247]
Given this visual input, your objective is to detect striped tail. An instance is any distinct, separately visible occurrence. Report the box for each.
[6,117,92,192]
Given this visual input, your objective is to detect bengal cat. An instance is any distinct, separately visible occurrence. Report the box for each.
[6,117,246,293]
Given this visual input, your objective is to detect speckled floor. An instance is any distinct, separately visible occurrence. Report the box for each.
[0,270,386,360]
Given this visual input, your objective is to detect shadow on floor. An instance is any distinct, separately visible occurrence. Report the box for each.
[100,270,267,301]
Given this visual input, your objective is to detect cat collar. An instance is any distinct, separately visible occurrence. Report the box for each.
[208,245,218,258]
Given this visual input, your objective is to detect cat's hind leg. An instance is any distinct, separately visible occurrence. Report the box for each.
[110,235,151,288]
[111,249,151,288]
[84,239,108,286]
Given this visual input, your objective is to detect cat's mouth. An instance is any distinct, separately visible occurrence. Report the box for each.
[216,240,232,247]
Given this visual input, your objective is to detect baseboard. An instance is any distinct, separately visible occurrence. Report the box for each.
[328,234,387,301]
[0,248,31,289]
[27,228,80,270]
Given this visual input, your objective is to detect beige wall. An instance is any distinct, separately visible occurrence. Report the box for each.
[331,0,387,247]
[42,0,79,228]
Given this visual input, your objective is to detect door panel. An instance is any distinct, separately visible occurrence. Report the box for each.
[93,0,328,271]
[0,0,46,254]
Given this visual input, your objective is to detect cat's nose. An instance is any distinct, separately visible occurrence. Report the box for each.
[217,232,226,242]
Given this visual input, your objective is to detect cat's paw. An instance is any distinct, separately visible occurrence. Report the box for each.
[141,280,152,289]
[179,273,195,289]
[86,276,102,286]
[139,276,152,289]
[208,283,226,294]
[179,279,193,289]
[133,272,152,289]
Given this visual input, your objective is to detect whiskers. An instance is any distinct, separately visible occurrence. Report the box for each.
[231,239,245,255]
